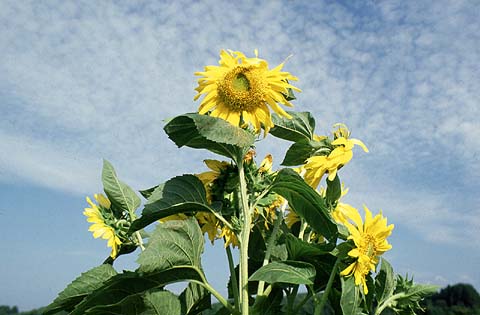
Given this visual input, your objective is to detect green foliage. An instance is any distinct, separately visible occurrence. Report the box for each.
[51,103,436,315]
[271,168,337,242]
[130,175,210,232]
[340,277,363,315]
[164,113,255,162]
[43,264,117,315]
[137,217,204,272]
[102,159,141,214]
[270,111,316,142]
[249,261,316,285]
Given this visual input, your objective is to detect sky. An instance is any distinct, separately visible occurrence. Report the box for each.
[1,0,479,311]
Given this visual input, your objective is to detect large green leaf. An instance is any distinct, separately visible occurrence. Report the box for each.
[251,286,283,315]
[271,169,337,242]
[180,282,211,315]
[130,175,211,232]
[340,277,363,315]
[137,217,204,273]
[249,261,316,285]
[325,175,341,206]
[70,266,203,315]
[164,113,255,161]
[80,289,183,315]
[285,233,330,261]
[281,139,318,166]
[43,264,117,315]
[375,258,395,307]
[102,159,141,213]
[144,290,182,315]
[270,111,315,142]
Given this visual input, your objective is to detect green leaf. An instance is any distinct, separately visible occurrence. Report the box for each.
[102,159,141,213]
[164,113,255,161]
[144,290,182,315]
[180,282,211,315]
[340,277,363,315]
[271,169,337,242]
[285,233,330,261]
[249,261,316,285]
[251,286,284,315]
[281,139,318,166]
[270,111,315,142]
[375,258,395,307]
[130,175,210,232]
[139,185,158,199]
[80,289,182,315]
[137,217,204,273]
[70,266,203,315]
[325,175,341,206]
[43,264,117,315]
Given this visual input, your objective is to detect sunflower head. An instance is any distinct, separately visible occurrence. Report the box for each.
[340,206,394,294]
[194,49,301,135]
[83,194,122,259]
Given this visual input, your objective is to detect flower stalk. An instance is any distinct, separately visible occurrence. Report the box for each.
[238,162,252,315]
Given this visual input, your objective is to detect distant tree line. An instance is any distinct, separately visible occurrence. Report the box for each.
[420,283,480,315]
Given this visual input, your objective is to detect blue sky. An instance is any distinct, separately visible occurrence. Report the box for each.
[1,0,479,311]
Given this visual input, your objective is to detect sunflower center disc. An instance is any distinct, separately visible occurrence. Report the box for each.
[232,73,250,91]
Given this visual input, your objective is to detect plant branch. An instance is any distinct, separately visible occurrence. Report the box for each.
[314,257,340,315]
[256,199,288,296]
[225,244,240,311]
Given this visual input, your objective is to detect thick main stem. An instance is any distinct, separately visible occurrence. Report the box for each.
[238,163,251,315]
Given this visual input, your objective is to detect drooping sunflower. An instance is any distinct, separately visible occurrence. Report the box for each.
[304,126,368,188]
[340,206,394,294]
[83,194,122,259]
[194,49,301,134]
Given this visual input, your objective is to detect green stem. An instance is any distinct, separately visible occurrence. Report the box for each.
[293,289,313,314]
[238,162,251,315]
[135,231,145,251]
[194,267,240,315]
[193,280,239,315]
[298,220,308,240]
[315,258,340,315]
[374,292,406,315]
[226,244,240,311]
[256,199,288,296]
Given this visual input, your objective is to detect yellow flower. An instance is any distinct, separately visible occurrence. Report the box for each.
[196,159,229,202]
[83,194,121,259]
[195,212,220,244]
[258,154,273,173]
[194,49,301,134]
[304,129,368,188]
[327,184,358,225]
[285,209,300,229]
[340,206,394,294]
[220,226,239,248]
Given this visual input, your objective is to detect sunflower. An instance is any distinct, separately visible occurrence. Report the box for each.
[194,49,301,134]
[340,206,394,294]
[83,194,122,259]
[304,126,368,188]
